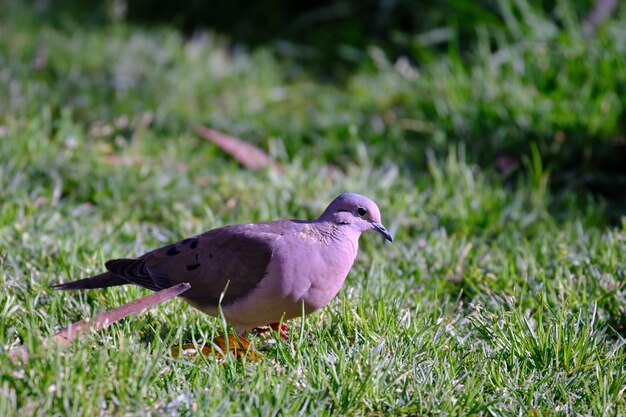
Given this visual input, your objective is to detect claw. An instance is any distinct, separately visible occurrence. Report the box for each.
[269,322,289,340]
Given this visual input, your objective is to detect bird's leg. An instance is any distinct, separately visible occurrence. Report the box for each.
[269,322,289,340]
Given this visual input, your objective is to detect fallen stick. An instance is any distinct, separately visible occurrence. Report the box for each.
[194,125,279,172]
[8,282,191,362]
[584,0,617,36]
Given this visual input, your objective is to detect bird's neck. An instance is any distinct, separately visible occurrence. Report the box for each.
[297,221,337,243]
[296,220,358,246]
[330,224,360,264]
[314,220,360,248]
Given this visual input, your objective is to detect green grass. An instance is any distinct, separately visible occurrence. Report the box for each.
[2,2,626,416]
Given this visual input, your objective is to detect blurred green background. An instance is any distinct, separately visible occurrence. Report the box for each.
[3,0,625,220]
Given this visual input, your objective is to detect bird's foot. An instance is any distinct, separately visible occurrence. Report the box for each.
[254,322,288,340]
[171,334,260,361]
[271,322,289,340]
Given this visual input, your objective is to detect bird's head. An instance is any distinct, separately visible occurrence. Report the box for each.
[320,193,393,242]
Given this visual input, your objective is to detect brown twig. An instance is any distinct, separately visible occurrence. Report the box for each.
[584,0,617,36]
[194,125,279,171]
[8,283,191,362]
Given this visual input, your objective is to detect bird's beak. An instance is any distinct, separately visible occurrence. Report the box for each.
[372,222,393,242]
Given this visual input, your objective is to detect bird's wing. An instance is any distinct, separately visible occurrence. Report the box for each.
[105,223,285,305]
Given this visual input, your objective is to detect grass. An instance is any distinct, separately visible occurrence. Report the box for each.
[2,2,626,416]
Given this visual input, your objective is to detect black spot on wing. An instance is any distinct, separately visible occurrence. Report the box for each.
[186,263,201,271]
[166,247,180,256]
[186,254,201,271]
[180,237,199,249]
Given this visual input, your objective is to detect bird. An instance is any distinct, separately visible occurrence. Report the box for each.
[53,193,392,347]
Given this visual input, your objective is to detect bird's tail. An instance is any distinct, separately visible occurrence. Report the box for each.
[52,271,128,290]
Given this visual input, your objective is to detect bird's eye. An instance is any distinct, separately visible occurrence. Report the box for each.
[356,207,367,217]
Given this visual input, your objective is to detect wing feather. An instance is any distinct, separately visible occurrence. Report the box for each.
[104,222,285,306]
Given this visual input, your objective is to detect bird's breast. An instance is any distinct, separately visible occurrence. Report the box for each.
[286,237,358,311]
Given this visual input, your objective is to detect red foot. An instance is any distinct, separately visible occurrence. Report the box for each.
[269,322,289,340]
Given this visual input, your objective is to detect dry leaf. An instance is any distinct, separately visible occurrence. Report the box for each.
[9,283,191,362]
[102,154,148,166]
[171,334,260,361]
[195,125,279,171]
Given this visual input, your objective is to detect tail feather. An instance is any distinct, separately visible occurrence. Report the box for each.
[52,271,128,290]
